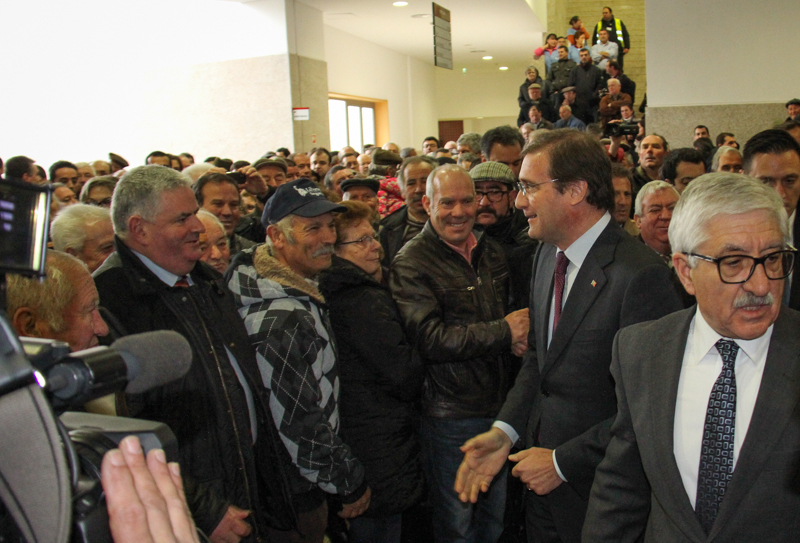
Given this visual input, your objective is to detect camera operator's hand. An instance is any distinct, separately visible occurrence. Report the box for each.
[236,166,269,199]
[209,506,252,543]
[102,436,200,543]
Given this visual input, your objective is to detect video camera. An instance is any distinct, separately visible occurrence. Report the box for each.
[0,179,191,543]
[607,121,639,138]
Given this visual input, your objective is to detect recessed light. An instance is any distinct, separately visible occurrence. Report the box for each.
[499,66,509,70]
[393,1,409,6]
[482,56,493,60]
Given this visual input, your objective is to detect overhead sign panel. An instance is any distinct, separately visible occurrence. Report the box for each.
[433,3,452,70]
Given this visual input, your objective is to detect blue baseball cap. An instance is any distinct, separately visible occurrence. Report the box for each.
[261,178,346,226]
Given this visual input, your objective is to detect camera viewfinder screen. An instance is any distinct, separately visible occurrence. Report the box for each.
[0,180,50,277]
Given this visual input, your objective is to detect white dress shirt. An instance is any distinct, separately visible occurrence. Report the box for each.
[131,249,259,443]
[494,213,611,481]
[673,309,772,507]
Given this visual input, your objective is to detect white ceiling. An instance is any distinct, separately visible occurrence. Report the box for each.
[297,0,545,68]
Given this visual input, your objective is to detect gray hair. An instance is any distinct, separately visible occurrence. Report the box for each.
[606,78,620,87]
[6,250,87,334]
[265,215,296,248]
[183,162,215,183]
[51,204,112,253]
[668,172,789,263]
[711,145,743,172]
[456,132,482,154]
[111,165,192,238]
[426,164,474,200]
[560,105,572,113]
[79,176,117,203]
[634,180,680,217]
[197,209,227,238]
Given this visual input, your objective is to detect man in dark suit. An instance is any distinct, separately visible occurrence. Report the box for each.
[455,130,683,543]
[743,129,800,310]
[584,172,800,541]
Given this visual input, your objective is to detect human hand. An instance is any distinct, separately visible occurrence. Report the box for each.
[209,506,251,543]
[101,436,200,543]
[511,341,529,357]
[339,487,371,519]
[237,166,268,198]
[623,48,629,54]
[508,447,563,495]
[455,427,513,503]
[504,309,530,345]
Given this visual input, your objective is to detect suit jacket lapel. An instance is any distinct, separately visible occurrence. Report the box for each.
[534,244,556,372]
[789,217,800,309]
[541,223,617,375]
[647,308,708,542]
[710,308,800,538]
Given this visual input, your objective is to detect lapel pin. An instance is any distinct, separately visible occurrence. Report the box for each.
[591,280,597,287]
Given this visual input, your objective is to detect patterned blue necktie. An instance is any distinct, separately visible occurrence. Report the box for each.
[695,338,739,534]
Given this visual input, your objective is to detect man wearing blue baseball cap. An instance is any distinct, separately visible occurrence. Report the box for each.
[226,179,371,542]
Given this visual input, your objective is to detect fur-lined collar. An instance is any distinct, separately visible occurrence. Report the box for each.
[253,244,325,304]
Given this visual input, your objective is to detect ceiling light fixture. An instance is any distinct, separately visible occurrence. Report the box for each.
[499,66,509,70]
[393,1,409,6]
[482,56,492,60]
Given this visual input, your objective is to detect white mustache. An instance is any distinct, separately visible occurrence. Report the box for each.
[312,245,334,258]
[733,292,774,308]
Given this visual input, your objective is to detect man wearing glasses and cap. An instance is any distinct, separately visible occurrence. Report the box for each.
[226,179,371,542]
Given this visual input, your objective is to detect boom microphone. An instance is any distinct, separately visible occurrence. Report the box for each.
[45,331,192,408]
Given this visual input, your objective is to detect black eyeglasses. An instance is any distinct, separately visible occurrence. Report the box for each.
[516,179,558,196]
[337,234,379,248]
[475,189,509,202]
[686,248,797,284]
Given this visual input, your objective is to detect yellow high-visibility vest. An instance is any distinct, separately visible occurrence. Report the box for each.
[596,19,625,49]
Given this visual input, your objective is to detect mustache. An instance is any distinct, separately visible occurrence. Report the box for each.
[477,206,497,217]
[734,292,774,308]
[312,245,334,258]
[407,194,423,204]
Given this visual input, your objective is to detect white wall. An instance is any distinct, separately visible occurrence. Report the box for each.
[324,26,437,149]
[0,0,292,168]
[435,62,529,125]
[647,0,800,107]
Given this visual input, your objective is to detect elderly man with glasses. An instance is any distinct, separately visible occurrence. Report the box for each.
[584,173,800,541]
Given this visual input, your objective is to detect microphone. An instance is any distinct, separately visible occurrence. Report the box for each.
[45,330,192,408]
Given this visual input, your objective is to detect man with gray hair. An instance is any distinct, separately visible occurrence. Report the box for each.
[7,250,108,352]
[226,178,370,542]
[391,164,529,543]
[634,180,681,263]
[712,145,743,173]
[584,172,800,541]
[554,104,587,130]
[94,165,295,543]
[457,132,483,158]
[51,204,116,273]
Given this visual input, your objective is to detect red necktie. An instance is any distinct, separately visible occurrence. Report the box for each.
[174,276,190,288]
[552,252,569,334]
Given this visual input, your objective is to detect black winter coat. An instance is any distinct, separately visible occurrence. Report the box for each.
[318,256,425,517]
[94,239,295,539]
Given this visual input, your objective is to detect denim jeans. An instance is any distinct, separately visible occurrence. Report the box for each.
[419,417,507,543]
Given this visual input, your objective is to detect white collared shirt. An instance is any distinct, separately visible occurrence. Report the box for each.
[673,309,772,507]
[130,249,258,443]
[493,212,612,473]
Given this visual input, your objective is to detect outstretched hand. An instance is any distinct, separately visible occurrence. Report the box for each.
[454,427,513,503]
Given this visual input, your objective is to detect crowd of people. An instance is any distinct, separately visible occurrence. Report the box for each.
[4,8,800,542]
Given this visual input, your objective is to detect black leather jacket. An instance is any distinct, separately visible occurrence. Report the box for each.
[389,222,512,419]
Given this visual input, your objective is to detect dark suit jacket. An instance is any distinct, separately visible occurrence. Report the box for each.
[583,307,800,542]
[497,219,683,543]
[788,216,800,310]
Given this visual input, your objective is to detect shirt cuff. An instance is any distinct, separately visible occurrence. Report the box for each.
[492,421,519,446]
[552,449,568,482]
